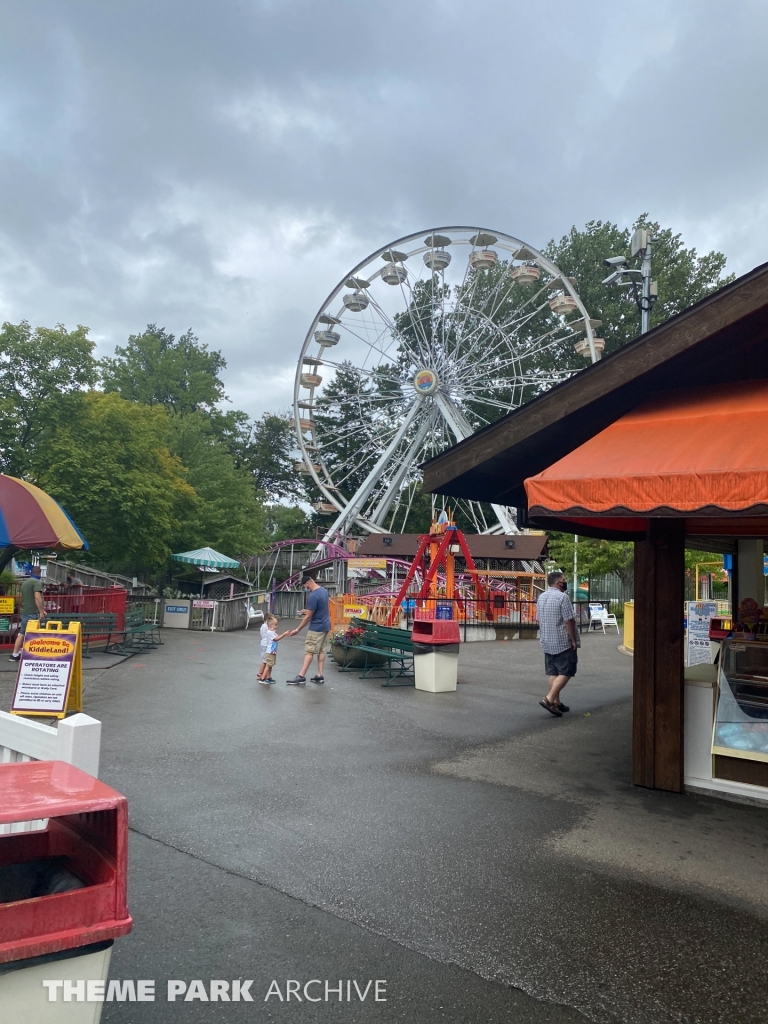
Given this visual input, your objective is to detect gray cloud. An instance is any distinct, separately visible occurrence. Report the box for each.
[1,0,767,416]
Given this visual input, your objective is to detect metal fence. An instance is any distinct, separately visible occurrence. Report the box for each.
[583,574,633,605]
[0,586,129,649]
[330,594,609,642]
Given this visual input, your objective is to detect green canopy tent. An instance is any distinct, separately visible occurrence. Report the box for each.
[171,547,240,569]
[171,547,241,595]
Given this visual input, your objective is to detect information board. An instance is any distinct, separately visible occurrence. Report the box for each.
[686,601,718,667]
[0,596,15,614]
[11,620,82,718]
[348,558,387,570]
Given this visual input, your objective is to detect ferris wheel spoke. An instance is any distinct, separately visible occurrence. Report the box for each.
[321,398,423,542]
[369,409,436,527]
[335,320,399,363]
[463,393,523,411]
[450,301,547,372]
[365,292,427,365]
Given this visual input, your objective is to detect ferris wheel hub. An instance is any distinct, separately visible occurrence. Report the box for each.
[414,368,439,395]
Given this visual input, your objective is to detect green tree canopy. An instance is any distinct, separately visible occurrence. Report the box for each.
[32,392,194,572]
[544,216,734,357]
[215,411,305,503]
[265,504,314,542]
[312,362,381,501]
[0,321,97,475]
[101,324,227,414]
[547,534,635,601]
[167,412,266,557]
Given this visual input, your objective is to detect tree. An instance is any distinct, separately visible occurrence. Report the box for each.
[547,534,635,601]
[312,362,381,501]
[31,392,195,572]
[0,321,97,476]
[544,216,734,358]
[265,504,314,542]
[101,324,227,414]
[221,411,306,503]
[166,412,266,558]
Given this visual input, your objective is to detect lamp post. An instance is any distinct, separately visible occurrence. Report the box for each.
[602,228,658,334]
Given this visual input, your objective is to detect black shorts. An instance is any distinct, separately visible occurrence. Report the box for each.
[544,648,577,678]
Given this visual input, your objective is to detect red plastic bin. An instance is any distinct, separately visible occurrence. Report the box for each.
[0,760,132,964]
[412,619,461,644]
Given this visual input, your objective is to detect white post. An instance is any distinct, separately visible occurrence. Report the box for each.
[56,714,102,777]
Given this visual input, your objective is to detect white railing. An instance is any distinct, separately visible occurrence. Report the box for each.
[0,710,102,834]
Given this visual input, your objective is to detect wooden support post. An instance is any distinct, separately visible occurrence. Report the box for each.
[632,518,685,792]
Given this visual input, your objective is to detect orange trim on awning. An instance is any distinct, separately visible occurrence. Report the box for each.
[525,381,768,517]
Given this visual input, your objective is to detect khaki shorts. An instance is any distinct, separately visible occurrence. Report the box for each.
[305,630,329,655]
[264,652,276,667]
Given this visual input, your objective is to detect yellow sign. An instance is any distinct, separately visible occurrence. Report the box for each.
[343,602,368,620]
[11,620,83,719]
[348,558,387,570]
[24,635,76,658]
[0,596,15,614]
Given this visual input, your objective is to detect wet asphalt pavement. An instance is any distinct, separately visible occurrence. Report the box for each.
[10,626,768,1024]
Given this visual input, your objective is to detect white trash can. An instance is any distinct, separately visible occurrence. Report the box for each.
[413,642,460,692]
[0,941,113,1023]
[411,618,461,693]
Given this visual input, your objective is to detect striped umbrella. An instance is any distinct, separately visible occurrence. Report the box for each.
[0,475,87,551]
[171,547,240,569]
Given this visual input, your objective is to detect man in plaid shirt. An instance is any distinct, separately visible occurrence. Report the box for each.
[536,570,579,717]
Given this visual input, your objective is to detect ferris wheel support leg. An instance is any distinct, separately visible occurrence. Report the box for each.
[433,393,519,534]
[369,414,434,528]
[322,399,424,545]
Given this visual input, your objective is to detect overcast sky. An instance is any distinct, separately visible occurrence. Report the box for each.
[2,0,767,418]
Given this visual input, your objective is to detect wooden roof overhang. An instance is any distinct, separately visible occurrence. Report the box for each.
[356,532,547,560]
[422,262,768,523]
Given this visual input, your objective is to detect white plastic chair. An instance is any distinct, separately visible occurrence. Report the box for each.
[602,611,620,633]
[589,605,620,633]
[245,603,264,630]
[588,604,606,632]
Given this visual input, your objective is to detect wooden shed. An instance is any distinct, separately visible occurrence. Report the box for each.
[423,261,768,801]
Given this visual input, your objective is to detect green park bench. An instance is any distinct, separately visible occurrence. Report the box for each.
[123,607,161,651]
[349,617,414,687]
[47,612,124,658]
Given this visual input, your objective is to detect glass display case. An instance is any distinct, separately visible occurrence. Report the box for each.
[712,639,768,761]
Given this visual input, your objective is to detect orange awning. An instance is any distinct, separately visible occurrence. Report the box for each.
[525,381,768,519]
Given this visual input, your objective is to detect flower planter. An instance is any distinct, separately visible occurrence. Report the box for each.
[331,643,385,669]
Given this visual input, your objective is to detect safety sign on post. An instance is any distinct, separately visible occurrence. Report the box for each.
[10,619,83,718]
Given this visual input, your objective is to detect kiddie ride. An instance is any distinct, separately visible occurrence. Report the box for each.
[386,513,495,693]
[387,513,496,628]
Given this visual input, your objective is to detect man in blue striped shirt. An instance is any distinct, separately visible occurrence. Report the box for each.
[536,570,578,717]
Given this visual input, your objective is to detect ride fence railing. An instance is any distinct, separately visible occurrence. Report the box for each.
[188,594,251,632]
[330,594,603,639]
[0,586,128,649]
[126,594,163,624]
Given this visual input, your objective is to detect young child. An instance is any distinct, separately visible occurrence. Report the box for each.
[259,615,290,685]
[257,616,271,681]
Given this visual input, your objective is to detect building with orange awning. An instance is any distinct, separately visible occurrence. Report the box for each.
[423,260,768,803]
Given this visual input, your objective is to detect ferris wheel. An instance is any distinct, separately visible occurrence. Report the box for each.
[293,226,602,542]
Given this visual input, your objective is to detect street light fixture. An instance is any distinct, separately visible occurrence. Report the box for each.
[602,228,658,334]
